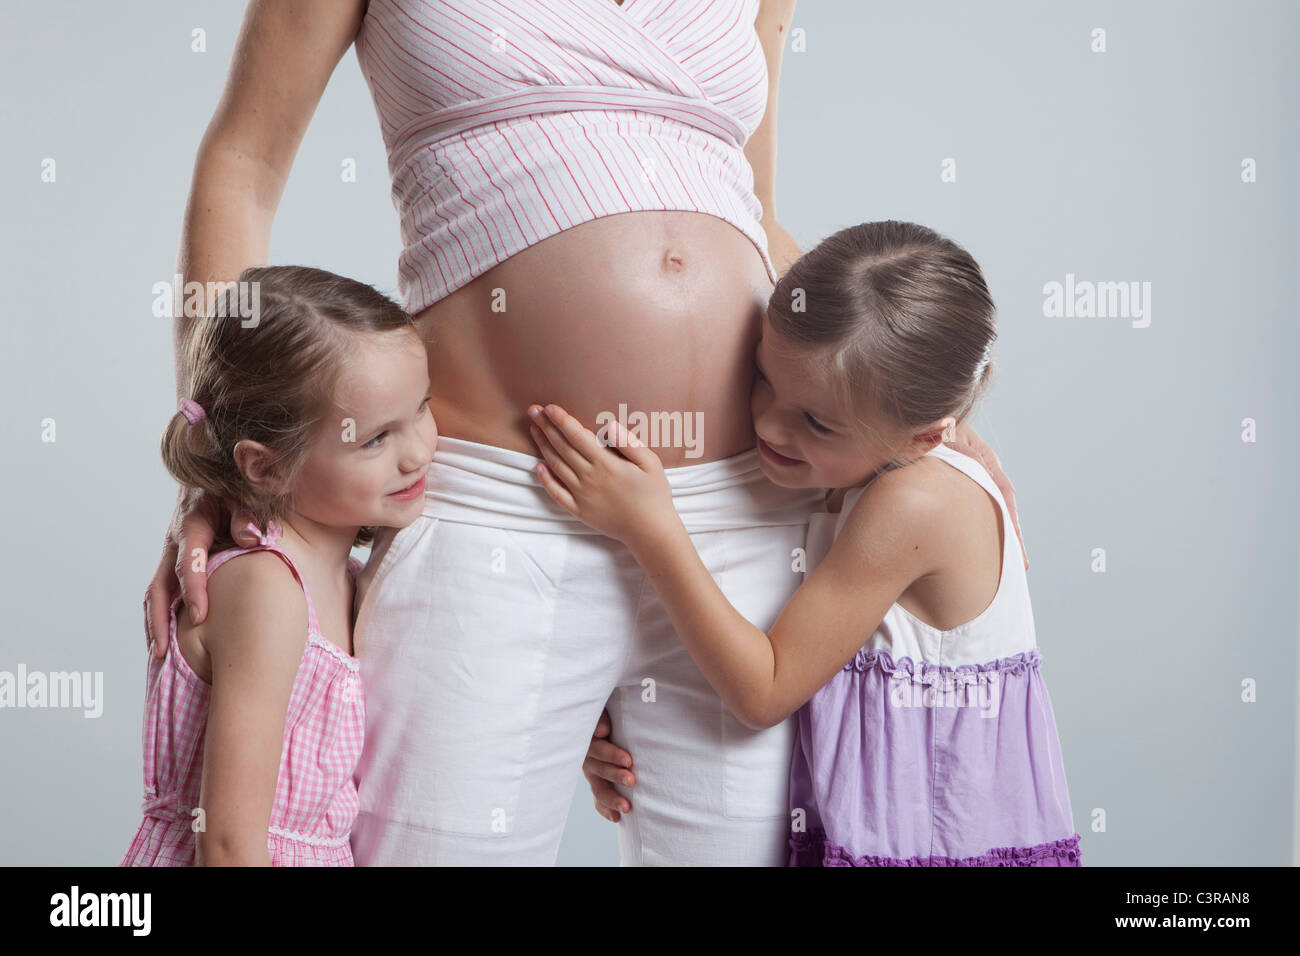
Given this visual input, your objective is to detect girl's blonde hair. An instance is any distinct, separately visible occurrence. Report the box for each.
[160,265,417,555]
[767,220,997,463]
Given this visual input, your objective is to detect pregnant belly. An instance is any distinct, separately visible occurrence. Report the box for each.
[415,210,773,467]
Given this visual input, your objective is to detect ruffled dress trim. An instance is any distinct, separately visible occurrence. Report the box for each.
[790,827,1082,867]
[846,647,1041,684]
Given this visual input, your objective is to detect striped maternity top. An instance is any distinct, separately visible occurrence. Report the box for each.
[354,0,776,315]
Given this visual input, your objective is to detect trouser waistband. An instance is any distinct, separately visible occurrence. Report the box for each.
[420,435,824,534]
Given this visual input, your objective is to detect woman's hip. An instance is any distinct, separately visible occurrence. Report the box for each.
[411,434,823,534]
[347,438,818,843]
[349,435,820,706]
[350,433,820,740]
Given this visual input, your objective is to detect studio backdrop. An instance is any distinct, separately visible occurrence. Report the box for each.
[0,0,1295,865]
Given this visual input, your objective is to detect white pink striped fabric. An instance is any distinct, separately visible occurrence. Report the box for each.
[355,0,776,315]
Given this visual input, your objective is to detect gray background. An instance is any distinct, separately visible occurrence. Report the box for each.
[1,0,1295,866]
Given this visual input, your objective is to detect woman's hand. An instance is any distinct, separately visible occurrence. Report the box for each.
[525,403,679,547]
[144,489,260,658]
[583,707,636,822]
[945,422,1029,570]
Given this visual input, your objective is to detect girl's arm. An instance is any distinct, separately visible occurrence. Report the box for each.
[194,553,312,866]
[528,404,939,730]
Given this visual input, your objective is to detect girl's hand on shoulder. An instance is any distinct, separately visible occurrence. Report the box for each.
[526,403,677,547]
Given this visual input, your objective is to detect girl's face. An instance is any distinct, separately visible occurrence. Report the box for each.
[750,311,916,492]
[290,326,438,531]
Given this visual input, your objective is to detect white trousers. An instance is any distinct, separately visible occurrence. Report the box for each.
[350,435,822,865]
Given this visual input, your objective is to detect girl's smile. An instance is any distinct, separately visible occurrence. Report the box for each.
[388,473,427,500]
[757,437,804,467]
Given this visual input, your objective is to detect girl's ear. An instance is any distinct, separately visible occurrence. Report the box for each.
[232,438,280,494]
[907,417,956,456]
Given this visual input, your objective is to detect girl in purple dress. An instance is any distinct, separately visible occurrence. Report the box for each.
[523,220,1082,866]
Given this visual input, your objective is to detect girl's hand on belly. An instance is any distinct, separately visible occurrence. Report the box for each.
[526,403,679,547]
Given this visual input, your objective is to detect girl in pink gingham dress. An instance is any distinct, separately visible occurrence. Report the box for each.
[120,520,366,867]
[123,265,438,866]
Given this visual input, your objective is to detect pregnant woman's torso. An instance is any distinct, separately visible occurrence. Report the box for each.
[355,0,775,466]
[421,211,771,465]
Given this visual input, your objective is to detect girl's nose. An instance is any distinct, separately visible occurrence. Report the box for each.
[752,409,789,448]
[399,432,434,473]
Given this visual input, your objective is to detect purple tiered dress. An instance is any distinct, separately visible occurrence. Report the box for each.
[788,444,1082,866]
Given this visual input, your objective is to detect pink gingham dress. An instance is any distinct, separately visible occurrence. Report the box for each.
[120,520,366,866]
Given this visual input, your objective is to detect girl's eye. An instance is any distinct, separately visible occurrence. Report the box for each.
[805,414,832,434]
[362,431,387,449]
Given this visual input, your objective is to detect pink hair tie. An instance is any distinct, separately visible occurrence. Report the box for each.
[179,398,206,424]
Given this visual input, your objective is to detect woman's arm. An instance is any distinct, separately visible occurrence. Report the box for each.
[174,0,365,387]
[194,553,311,866]
[745,0,801,275]
[528,404,937,730]
[146,0,366,657]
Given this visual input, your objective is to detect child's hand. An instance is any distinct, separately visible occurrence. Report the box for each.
[584,707,636,822]
[526,403,677,546]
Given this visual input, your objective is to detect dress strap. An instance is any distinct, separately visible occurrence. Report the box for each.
[210,519,322,636]
[925,444,1017,574]
[833,443,1008,541]
[927,445,1008,516]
